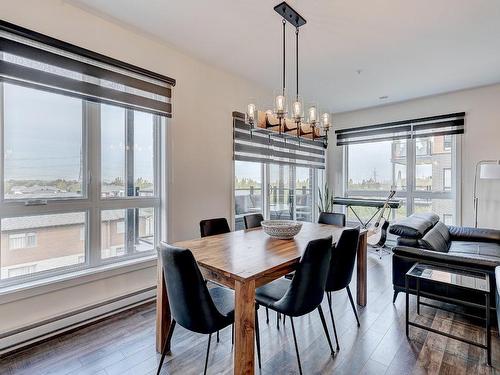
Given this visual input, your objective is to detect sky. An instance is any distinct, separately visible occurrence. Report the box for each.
[347,141,394,183]
[3,83,154,183]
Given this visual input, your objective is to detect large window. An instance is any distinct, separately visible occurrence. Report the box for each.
[346,135,458,224]
[234,162,322,230]
[0,83,163,285]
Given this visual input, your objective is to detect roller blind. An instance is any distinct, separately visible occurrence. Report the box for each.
[335,112,465,146]
[233,113,326,169]
[0,20,175,117]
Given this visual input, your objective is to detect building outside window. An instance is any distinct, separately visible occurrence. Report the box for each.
[7,265,36,278]
[8,233,37,250]
[443,168,452,191]
[443,134,452,151]
[0,83,163,285]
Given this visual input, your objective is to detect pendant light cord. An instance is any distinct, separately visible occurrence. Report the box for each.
[282,18,286,96]
[296,28,299,100]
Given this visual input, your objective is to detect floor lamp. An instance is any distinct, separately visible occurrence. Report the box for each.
[473,160,500,227]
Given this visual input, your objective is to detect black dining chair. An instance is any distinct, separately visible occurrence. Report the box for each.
[283,212,346,282]
[325,227,360,351]
[243,213,264,229]
[318,212,346,226]
[199,217,233,342]
[156,243,261,374]
[255,236,335,375]
[199,218,231,237]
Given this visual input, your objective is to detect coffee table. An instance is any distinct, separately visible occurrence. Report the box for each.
[405,262,491,365]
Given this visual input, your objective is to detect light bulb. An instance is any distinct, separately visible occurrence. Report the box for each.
[308,106,318,124]
[275,95,286,112]
[247,103,256,122]
[292,101,302,120]
[321,112,330,127]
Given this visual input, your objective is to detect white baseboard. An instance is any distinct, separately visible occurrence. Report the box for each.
[0,287,156,356]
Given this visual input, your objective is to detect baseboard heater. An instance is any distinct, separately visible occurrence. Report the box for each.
[0,286,156,356]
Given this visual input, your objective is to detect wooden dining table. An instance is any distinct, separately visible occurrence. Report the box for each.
[156,222,368,374]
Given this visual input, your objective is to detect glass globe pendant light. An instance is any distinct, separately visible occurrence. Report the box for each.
[307,104,319,140]
[246,101,257,127]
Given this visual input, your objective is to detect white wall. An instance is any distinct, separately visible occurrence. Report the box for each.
[328,83,500,229]
[0,0,270,347]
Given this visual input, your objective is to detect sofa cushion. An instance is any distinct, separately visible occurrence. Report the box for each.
[389,213,440,239]
[418,222,451,253]
[449,241,500,259]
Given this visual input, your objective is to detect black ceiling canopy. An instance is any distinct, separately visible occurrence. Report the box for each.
[274,2,307,28]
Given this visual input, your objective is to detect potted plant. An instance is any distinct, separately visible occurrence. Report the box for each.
[318,183,335,213]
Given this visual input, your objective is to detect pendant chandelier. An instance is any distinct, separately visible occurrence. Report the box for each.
[246,1,331,148]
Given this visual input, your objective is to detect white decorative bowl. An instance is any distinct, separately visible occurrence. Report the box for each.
[261,220,303,239]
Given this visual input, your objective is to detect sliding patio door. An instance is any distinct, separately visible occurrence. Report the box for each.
[234,162,321,230]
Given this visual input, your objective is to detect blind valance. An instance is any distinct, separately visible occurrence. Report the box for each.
[335,112,465,146]
[0,20,175,117]
[233,113,326,169]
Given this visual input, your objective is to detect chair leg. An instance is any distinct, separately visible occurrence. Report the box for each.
[217,330,219,343]
[327,292,340,351]
[255,309,262,369]
[204,334,212,375]
[266,307,269,324]
[318,305,335,356]
[156,320,176,375]
[346,286,360,327]
[277,312,280,330]
[289,317,303,375]
[231,324,234,345]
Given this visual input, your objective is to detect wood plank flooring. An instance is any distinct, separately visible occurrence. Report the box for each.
[1,251,499,375]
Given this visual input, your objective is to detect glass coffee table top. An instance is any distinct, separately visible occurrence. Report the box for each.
[406,263,490,293]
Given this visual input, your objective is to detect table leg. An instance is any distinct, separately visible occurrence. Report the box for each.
[156,259,172,353]
[356,231,368,306]
[234,279,256,375]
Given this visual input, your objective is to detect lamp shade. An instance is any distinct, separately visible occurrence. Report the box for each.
[479,162,500,179]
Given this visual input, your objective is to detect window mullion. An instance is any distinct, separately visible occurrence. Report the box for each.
[407,137,415,215]
[125,110,135,255]
[87,102,101,268]
[0,81,4,205]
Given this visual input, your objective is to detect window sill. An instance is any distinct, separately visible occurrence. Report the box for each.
[0,255,158,305]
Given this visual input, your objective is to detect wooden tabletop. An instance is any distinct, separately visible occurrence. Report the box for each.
[174,222,366,283]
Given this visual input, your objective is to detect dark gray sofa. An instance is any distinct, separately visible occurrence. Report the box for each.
[390,213,500,308]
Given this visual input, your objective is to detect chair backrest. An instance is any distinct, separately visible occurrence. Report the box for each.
[199,218,230,237]
[244,213,264,229]
[326,227,360,292]
[274,236,332,316]
[318,212,346,226]
[158,243,227,334]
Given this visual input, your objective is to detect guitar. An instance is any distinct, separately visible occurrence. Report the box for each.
[367,190,396,247]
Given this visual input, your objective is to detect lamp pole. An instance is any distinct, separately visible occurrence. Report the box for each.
[473,159,500,227]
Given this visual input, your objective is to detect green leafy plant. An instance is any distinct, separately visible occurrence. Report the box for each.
[318,183,335,213]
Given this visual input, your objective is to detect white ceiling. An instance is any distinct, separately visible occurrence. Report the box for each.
[69,0,500,113]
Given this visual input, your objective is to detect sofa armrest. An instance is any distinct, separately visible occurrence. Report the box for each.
[392,246,500,269]
[447,226,500,244]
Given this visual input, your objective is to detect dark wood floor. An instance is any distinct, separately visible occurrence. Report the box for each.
[1,251,499,375]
